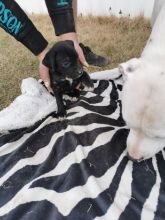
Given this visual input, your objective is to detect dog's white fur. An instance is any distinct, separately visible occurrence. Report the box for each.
[120,1,165,160]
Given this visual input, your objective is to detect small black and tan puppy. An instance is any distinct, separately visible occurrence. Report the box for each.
[43,40,94,117]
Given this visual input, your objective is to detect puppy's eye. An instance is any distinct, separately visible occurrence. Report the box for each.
[62,61,71,68]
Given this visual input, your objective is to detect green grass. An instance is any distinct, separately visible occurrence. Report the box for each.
[0,15,151,110]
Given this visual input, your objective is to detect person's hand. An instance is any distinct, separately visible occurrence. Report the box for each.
[59,32,89,67]
[38,47,53,92]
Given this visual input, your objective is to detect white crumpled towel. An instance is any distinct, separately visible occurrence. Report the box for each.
[0,78,57,133]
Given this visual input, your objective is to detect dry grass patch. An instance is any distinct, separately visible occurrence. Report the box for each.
[0,15,151,110]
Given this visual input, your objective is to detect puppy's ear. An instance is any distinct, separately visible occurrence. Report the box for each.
[42,50,56,72]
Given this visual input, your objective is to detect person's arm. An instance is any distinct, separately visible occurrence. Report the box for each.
[45,0,87,66]
[45,0,75,36]
[0,0,52,88]
[0,0,48,55]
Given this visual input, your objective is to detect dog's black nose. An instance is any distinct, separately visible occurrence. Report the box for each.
[127,153,144,163]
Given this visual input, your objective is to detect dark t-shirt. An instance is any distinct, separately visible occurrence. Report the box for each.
[0,0,75,55]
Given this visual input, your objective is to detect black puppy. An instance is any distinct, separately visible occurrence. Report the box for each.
[43,40,94,117]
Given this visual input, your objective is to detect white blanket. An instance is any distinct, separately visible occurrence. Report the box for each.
[0,78,57,133]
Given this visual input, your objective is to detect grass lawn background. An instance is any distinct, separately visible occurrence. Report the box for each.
[0,15,151,110]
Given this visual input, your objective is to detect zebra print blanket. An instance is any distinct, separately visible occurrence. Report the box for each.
[0,79,164,220]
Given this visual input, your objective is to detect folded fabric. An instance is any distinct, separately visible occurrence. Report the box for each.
[0,78,57,133]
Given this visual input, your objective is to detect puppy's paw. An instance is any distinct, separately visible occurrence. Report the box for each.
[63,95,70,101]
[58,116,66,121]
[83,86,94,92]
[70,97,78,102]
[63,95,78,102]
[57,109,67,119]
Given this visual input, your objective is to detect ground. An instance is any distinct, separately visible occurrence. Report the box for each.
[0,15,151,110]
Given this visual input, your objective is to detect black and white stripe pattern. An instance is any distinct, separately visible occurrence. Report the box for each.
[0,79,164,220]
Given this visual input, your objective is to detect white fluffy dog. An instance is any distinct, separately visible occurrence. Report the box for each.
[120,1,165,161]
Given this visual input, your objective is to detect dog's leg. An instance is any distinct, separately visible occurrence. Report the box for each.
[80,72,94,92]
[64,80,80,101]
[67,90,80,101]
[53,90,66,117]
[65,83,80,101]
[67,89,80,97]
[68,81,80,98]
